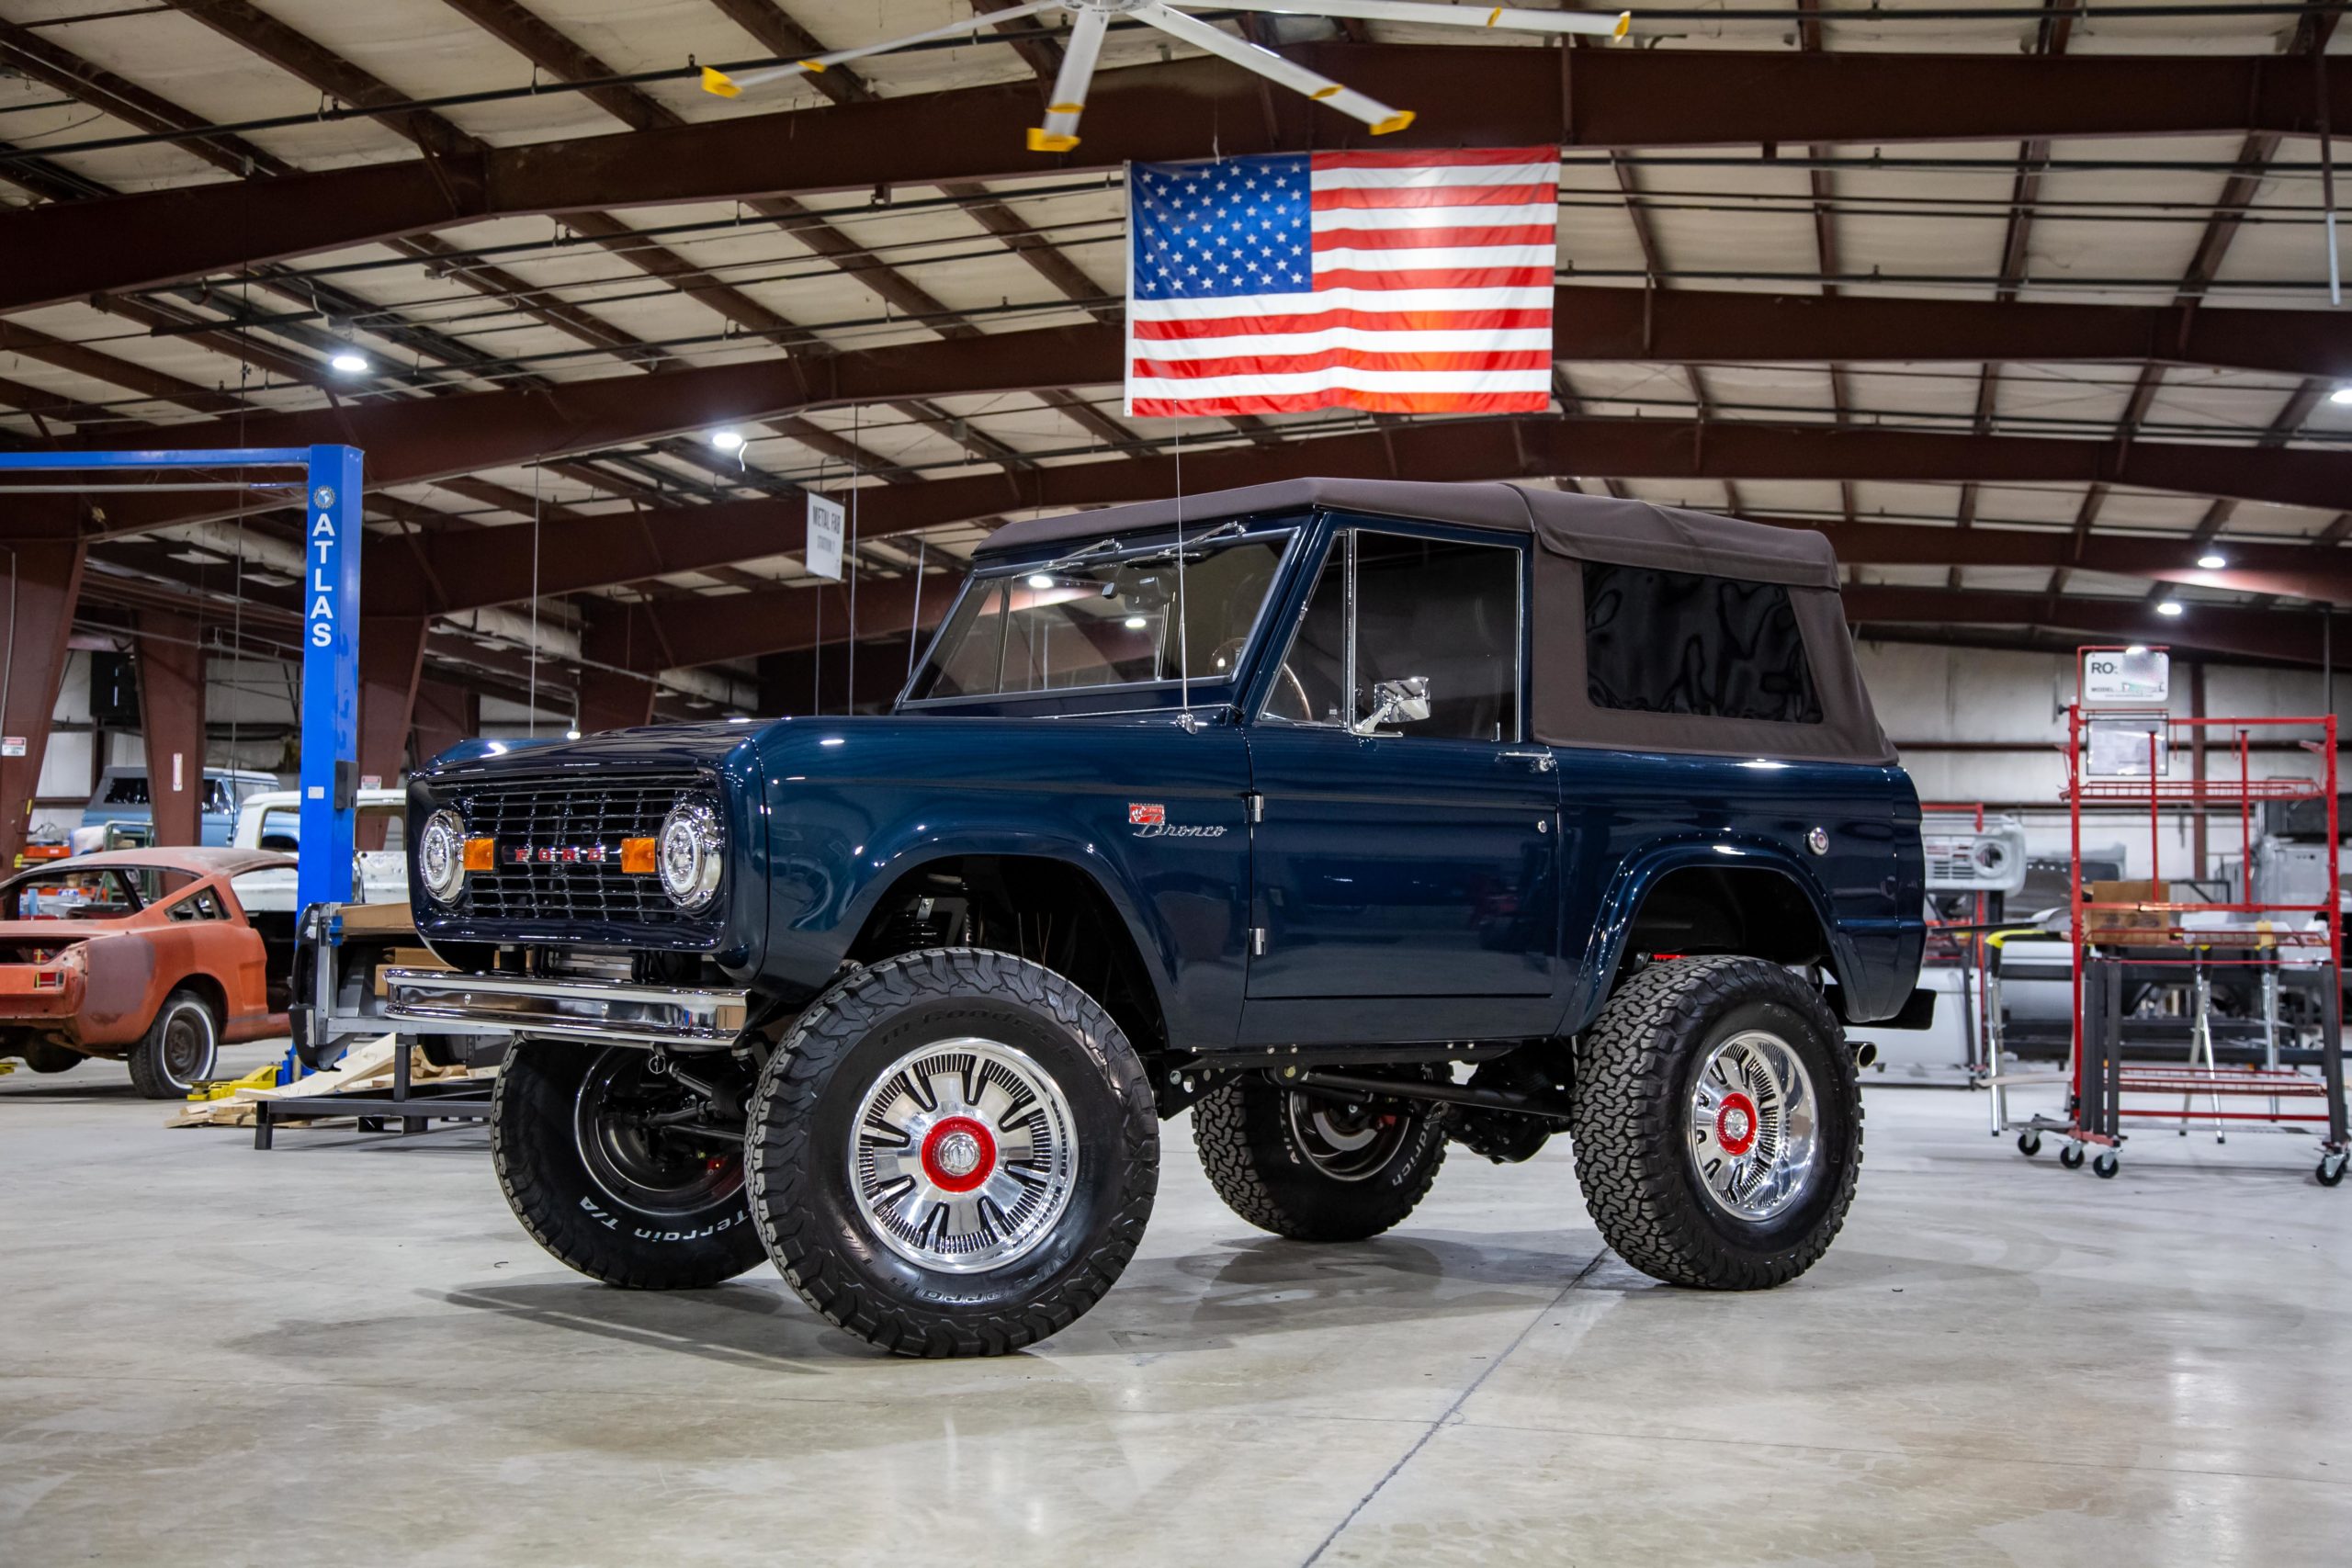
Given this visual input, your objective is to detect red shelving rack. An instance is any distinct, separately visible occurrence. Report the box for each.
[2008,648,2347,1184]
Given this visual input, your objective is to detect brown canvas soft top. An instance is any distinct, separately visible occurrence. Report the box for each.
[975,479,1892,765]
[976,479,1839,589]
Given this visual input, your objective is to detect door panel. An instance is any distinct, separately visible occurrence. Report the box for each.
[1245,728,1560,1016]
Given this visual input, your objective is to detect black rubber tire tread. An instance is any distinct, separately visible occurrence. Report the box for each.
[126,989,217,1100]
[20,1042,83,1074]
[1570,956,1861,1291]
[1192,1075,1446,1241]
[747,948,1159,1359]
[490,1041,766,1290]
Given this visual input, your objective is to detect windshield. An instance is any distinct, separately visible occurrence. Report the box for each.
[908,532,1289,702]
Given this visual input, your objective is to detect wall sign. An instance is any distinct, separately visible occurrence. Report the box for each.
[2082,647,2169,705]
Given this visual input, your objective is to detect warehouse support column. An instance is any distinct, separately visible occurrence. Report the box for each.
[298,446,363,913]
[0,536,85,869]
[412,679,477,770]
[133,610,207,846]
[577,604,657,735]
[356,615,426,848]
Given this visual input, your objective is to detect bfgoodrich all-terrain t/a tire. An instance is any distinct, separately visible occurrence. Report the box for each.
[1193,1073,1446,1242]
[747,949,1159,1359]
[1570,956,1862,1290]
[491,1040,766,1290]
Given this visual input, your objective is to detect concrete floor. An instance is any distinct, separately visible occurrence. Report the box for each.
[5,1046,2350,1567]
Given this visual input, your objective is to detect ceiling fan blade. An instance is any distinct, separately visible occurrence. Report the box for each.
[1031,8,1109,152]
[1213,1,1631,39]
[704,1,1063,97]
[1136,3,1414,133]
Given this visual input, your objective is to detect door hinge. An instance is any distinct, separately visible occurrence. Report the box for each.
[1251,926,1268,956]
[1244,791,1264,824]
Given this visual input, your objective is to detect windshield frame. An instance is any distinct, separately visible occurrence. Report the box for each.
[897,522,1304,712]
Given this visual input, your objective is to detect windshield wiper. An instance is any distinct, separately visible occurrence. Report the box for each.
[1036,536,1124,574]
[1120,519,1246,567]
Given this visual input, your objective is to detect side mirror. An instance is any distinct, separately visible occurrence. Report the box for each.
[1352,676,1431,736]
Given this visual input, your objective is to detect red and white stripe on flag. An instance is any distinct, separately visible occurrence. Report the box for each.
[1125,146,1560,418]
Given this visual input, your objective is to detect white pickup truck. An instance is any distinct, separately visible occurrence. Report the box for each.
[226,789,409,914]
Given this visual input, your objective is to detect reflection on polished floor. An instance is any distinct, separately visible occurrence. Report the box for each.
[5,1052,2347,1567]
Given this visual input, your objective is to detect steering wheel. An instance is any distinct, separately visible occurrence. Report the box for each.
[1208,637,1316,723]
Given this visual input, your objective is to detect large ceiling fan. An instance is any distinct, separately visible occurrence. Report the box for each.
[702,2,1633,151]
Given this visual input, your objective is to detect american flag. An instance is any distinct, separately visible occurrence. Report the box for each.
[1125,147,1560,418]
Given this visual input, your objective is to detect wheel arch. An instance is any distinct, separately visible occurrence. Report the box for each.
[842,852,1173,1065]
[1571,842,1854,1033]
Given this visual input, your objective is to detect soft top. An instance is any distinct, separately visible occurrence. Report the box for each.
[975,479,1838,590]
[976,478,1889,766]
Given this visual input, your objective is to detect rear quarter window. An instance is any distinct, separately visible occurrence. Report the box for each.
[1582,563,1824,725]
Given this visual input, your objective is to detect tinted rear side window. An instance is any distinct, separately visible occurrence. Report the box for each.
[1583,564,1823,724]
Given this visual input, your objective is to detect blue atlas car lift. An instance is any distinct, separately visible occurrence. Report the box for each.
[0,446,364,1080]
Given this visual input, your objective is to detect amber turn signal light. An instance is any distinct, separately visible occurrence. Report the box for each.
[620,838,658,874]
[462,838,496,873]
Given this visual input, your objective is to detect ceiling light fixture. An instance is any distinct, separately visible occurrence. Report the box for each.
[2197,553,2227,570]
[2157,600,2185,617]
[708,428,746,452]
[1027,573,1056,590]
[2333,387,2352,407]
[330,351,369,374]
[565,728,582,741]
[1124,615,1148,630]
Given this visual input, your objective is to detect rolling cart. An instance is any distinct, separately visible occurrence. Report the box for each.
[1996,648,2348,1185]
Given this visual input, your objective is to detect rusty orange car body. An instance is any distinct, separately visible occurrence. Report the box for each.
[0,847,295,1089]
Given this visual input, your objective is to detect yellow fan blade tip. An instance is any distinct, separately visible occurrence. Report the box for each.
[1613,12,1633,38]
[1047,101,1084,115]
[700,66,741,98]
[800,59,826,73]
[1027,128,1080,152]
[1371,109,1416,137]
[1311,85,1340,100]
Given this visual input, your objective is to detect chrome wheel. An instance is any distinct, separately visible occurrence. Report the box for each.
[1284,1091,1414,1182]
[1688,1029,1820,1224]
[849,1038,1079,1274]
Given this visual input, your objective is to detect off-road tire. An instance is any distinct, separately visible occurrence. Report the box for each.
[1193,1074,1446,1241]
[19,1041,83,1074]
[126,989,219,1099]
[746,949,1159,1358]
[491,1040,765,1290]
[1570,956,1861,1290]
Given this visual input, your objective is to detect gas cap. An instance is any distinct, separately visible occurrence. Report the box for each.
[1805,827,1830,856]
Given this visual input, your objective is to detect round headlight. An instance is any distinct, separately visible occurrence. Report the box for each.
[419,809,468,905]
[657,800,724,911]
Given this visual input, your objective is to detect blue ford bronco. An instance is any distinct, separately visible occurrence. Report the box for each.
[390,479,1927,1357]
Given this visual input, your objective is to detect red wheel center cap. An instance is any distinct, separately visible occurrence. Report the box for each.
[922,1116,996,1193]
[1717,1093,1759,1157]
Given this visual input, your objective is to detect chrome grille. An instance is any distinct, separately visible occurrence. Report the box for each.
[452,772,717,930]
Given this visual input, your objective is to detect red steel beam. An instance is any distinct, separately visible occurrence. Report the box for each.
[0,532,86,868]
[5,47,2346,310]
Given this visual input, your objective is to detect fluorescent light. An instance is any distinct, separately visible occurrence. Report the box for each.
[2157,600,2184,617]
[2333,387,2352,407]
[1124,615,1148,630]
[329,351,369,374]
[1027,573,1055,590]
[708,428,745,451]
[2197,552,2227,570]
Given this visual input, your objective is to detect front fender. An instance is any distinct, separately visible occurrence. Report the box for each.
[1566,836,1864,1034]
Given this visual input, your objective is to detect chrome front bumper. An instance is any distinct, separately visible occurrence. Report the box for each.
[382,967,749,1047]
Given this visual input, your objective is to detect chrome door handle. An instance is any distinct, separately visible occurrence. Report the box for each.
[1499,749,1556,773]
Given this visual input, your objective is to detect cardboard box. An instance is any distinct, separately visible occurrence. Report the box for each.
[2082,879,2173,944]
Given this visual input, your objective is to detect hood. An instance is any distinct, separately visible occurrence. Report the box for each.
[421,720,770,782]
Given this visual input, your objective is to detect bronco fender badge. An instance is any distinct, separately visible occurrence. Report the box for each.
[1129,803,1227,840]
